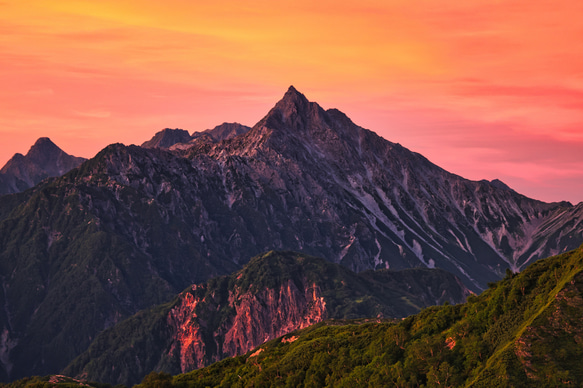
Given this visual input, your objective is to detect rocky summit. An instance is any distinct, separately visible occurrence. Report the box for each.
[180,86,583,291]
[0,87,581,380]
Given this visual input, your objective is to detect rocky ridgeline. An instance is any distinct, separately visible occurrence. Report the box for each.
[64,251,469,386]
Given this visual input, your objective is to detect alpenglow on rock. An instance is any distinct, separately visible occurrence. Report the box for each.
[64,251,469,386]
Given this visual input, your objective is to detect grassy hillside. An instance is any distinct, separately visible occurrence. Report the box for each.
[63,251,468,386]
[151,245,583,387]
[3,247,583,387]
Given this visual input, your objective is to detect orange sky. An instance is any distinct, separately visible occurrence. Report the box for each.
[1,0,582,203]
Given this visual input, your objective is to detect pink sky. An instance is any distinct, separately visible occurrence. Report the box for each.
[1,0,582,203]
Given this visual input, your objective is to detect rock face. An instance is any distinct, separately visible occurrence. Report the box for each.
[0,86,582,380]
[169,246,583,387]
[168,278,327,373]
[64,251,469,386]
[176,86,583,291]
[0,137,86,195]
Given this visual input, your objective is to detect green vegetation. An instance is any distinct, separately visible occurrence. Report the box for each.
[0,172,177,379]
[4,248,583,388]
[0,145,239,380]
[63,251,467,386]
[149,246,583,387]
[0,375,115,388]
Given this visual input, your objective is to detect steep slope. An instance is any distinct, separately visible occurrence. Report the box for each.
[0,146,241,380]
[156,245,583,387]
[0,138,86,195]
[0,87,581,381]
[181,86,583,289]
[64,251,468,386]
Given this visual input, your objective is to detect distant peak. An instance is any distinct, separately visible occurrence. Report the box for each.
[200,122,251,142]
[161,128,189,134]
[33,137,56,147]
[29,137,61,155]
[281,85,307,103]
[142,128,192,149]
[271,86,313,120]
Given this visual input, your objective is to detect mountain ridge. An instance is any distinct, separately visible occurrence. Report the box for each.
[0,87,581,380]
[64,250,469,386]
[9,245,583,387]
[187,87,582,284]
[161,244,583,387]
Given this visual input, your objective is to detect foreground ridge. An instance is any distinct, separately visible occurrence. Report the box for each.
[162,245,583,387]
[7,246,583,387]
[64,251,468,386]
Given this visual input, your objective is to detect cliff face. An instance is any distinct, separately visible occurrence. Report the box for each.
[162,246,583,388]
[64,251,469,386]
[168,278,326,372]
[166,291,205,372]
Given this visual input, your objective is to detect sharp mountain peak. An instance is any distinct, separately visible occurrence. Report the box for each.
[280,85,309,105]
[261,86,326,130]
[32,136,56,148]
[26,137,64,159]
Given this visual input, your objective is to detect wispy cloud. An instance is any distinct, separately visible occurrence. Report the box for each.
[72,110,111,119]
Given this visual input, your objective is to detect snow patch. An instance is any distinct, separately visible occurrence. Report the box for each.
[373,238,382,267]
[338,235,356,262]
[412,239,428,266]
[448,229,468,252]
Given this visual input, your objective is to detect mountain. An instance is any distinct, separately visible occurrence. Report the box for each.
[142,123,251,150]
[141,128,192,149]
[64,250,469,386]
[183,86,583,289]
[0,137,86,195]
[142,245,583,387]
[0,86,582,380]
